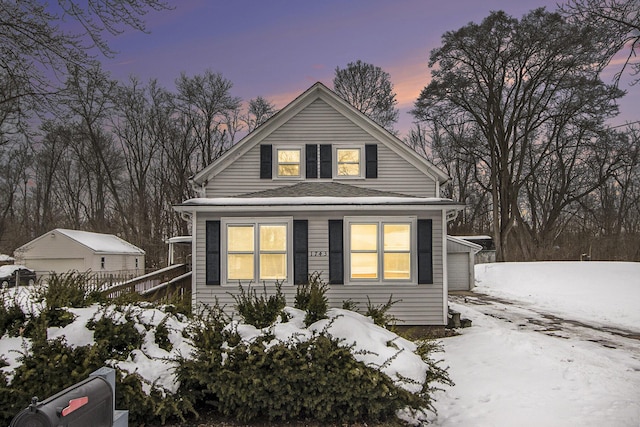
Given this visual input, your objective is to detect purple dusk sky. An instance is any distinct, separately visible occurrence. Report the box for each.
[100,0,638,136]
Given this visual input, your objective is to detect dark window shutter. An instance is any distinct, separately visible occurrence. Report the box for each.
[417,219,433,284]
[365,144,378,178]
[206,221,221,285]
[260,145,272,179]
[305,145,317,179]
[294,220,308,284]
[320,144,332,178]
[328,220,343,284]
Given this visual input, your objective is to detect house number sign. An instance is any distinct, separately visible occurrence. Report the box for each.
[309,251,327,257]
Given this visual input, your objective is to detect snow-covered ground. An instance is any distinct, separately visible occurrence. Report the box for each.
[432,261,640,427]
[474,261,640,331]
[2,261,639,426]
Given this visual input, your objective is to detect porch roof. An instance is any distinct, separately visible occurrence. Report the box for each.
[175,182,465,213]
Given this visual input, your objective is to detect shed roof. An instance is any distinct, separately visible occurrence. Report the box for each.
[447,235,483,253]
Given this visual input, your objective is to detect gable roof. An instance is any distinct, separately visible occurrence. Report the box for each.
[190,82,450,188]
[16,229,145,255]
[56,229,145,254]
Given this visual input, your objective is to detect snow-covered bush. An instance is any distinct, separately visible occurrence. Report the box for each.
[0,280,452,426]
[178,306,452,425]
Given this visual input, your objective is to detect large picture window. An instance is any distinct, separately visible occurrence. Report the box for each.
[347,218,414,282]
[224,219,291,283]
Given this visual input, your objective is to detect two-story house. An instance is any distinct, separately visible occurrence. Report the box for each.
[175,82,463,325]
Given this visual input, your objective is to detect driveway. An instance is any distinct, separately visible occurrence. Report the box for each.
[449,290,640,354]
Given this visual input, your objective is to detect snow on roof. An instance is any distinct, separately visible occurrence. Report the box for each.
[447,235,483,253]
[179,196,460,206]
[56,229,145,255]
[0,254,14,262]
[166,236,192,244]
[0,265,33,277]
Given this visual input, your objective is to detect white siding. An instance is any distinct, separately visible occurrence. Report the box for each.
[206,99,437,198]
[15,230,145,276]
[16,231,94,272]
[193,209,446,325]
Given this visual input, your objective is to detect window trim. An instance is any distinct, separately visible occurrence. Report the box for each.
[274,146,305,179]
[221,217,294,285]
[333,145,364,179]
[344,216,417,284]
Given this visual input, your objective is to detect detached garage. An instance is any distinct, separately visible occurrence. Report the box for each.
[14,229,145,276]
[447,236,482,291]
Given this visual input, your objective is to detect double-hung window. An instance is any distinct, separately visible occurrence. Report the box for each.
[224,218,292,283]
[276,148,301,178]
[336,147,362,177]
[346,217,414,283]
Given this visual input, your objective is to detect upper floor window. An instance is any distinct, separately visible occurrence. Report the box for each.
[336,148,361,177]
[100,257,106,269]
[277,149,301,177]
[260,144,376,180]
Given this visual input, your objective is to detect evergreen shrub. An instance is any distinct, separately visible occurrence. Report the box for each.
[294,272,329,326]
[40,271,100,309]
[0,301,29,337]
[179,316,452,424]
[366,295,401,329]
[0,274,452,426]
[231,282,286,328]
[87,312,143,358]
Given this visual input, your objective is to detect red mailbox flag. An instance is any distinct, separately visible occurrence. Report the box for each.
[61,396,89,417]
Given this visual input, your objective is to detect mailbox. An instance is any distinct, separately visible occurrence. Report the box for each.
[9,367,127,427]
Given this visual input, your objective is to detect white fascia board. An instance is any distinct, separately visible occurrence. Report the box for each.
[447,235,483,253]
[174,203,465,214]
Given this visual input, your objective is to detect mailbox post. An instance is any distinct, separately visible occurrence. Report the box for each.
[9,367,128,427]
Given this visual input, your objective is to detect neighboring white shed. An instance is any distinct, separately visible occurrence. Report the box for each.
[447,236,482,291]
[14,229,145,275]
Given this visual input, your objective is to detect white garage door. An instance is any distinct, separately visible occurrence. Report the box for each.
[448,253,470,291]
[25,258,85,274]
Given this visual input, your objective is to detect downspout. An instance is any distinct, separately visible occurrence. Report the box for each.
[189,177,207,198]
[443,208,460,325]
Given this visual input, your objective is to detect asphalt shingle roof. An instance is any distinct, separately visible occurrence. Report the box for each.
[235,182,419,199]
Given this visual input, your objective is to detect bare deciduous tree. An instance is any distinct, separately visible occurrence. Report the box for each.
[0,0,170,112]
[562,0,640,85]
[244,96,277,133]
[333,60,399,132]
[175,70,242,168]
[413,9,624,261]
